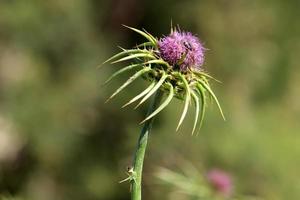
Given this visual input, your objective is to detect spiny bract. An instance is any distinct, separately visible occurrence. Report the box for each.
[103,25,225,134]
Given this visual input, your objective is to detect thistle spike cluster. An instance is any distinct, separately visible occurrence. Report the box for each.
[103,25,225,134]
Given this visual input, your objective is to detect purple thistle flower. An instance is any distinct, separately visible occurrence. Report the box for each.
[104,25,225,134]
[158,30,205,71]
[206,169,233,197]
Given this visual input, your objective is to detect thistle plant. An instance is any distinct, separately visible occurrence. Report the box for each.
[156,166,234,199]
[103,25,225,200]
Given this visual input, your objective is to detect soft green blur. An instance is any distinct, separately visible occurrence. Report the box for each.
[0,0,299,200]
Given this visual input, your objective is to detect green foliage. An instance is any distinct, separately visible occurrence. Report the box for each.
[0,0,299,200]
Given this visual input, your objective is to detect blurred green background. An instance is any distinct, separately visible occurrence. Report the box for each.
[0,0,299,199]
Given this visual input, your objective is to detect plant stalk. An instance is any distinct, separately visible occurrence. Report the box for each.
[131,90,164,200]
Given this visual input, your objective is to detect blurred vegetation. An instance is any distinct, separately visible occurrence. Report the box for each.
[0,0,299,200]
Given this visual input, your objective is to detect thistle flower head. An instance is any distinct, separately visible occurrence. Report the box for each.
[207,169,233,197]
[158,30,205,71]
[103,25,224,134]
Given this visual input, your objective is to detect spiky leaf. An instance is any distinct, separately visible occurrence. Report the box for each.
[111,53,156,64]
[106,67,151,102]
[104,63,143,84]
[190,91,200,135]
[102,49,147,65]
[122,82,156,108]
[197,79,225,120]
[135,72,168,108]
[176,74,191,131]
[195,85,206,134]
[123,25,157,46]
[140,83,174,123]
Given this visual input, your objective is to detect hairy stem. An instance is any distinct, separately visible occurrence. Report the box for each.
[131,90,164,200]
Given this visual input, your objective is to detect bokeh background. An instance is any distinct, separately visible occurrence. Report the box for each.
[0,0,299,199]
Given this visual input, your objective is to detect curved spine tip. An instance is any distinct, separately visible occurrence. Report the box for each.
[198,79,225,120]
[104,63,143,85]
[140,83,174,124]
[122,82,156,108]
[176,75,191,132]
[135,72,168,109]
[191,91,200,135]
[106,68,151,102]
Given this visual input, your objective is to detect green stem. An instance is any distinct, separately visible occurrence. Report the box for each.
[131,90,164,200]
